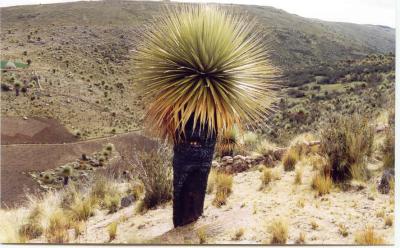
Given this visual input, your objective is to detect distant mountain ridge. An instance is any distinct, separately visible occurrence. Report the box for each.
[1,1,394,70]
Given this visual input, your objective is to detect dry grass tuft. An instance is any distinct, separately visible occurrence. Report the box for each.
[212,172,233,207]
[295,231,306,244]
[197,227,207,244]
[268,219,288,244]
[282,147,299,171]
[260,168,273,189]
[294,168,303,185]
[354,226,384,245]
[384,215,393,227]
[338,223,349,237]
[108,221,118,241]
[69,196,96,221]
[45,209,70,243]
[310,220,319,230]
[232,228,245,241]
[206,168,218,194]
[311,172,332,195]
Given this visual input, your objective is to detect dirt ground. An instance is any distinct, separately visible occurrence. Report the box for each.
[0,116,155,207]
[29,159,393,245]
[1,116,78,145]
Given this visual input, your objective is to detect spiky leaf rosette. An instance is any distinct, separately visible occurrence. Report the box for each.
[135,5,277,142]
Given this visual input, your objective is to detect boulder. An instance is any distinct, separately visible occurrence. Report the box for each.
[121,194,135,208]
[212,161,220,168]
[378,168,394,194]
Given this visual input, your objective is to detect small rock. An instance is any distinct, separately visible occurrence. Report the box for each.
[121,195,135,208]
[233,155,246,161]
[23,116,28,120]
[211,161,219,168]
[378,168,395,194]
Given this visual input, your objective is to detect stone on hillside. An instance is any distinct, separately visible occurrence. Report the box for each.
[378,168,394,194]
[233,155,246,161]
[120,194,135,208]
[212,161,219,168]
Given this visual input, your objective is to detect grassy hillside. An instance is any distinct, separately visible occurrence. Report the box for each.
[0,1,395,140]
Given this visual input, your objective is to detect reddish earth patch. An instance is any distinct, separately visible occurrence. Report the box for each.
[1,116,78,145]
[1,133,156,207]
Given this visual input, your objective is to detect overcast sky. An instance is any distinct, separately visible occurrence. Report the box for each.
[0,0,395,27]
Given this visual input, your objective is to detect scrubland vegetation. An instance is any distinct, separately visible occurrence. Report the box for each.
[0,0,395,245]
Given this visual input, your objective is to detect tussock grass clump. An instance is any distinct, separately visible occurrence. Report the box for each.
[108,221,118,241]
[217,127,240,157]
[381,126,394,169]
[69,196,96,221]
[354,226,384,245]
[212,172,233,207]
[206,168,218,194]
[18,204,43,240]
[197,227,207,244]
[268,219,288,244]
[232,228,245,241]
[45,209,70,243]
[338,223,349,237]
[384,215,393,227]
[255,139,275,157]
[320,114,374,182]
[104,194,121,214]
[243,131,259,152]
[130,181,145,200]
[133,142,173,209]
[311,172,333,195]
[294,168,303,185]
[260,168,273,189]
[282,147,299,171]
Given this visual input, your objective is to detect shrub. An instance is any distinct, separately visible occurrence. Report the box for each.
[355,226,384,245]
[384,215,393,227]
[282,148,299,171]
[320,114,374,182]
[133,142,173,209]
[212,172,233,207]
[108,221,118,241]
[268,219,288,244]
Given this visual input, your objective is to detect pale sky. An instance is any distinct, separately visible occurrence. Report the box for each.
[0,0,395,28]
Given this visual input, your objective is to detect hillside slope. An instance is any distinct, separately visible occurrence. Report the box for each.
[1,1,395,70]
[0,1,395,140]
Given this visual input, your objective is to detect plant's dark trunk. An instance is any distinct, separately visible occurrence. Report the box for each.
[15,89,19,96]
[63,176,69,186]
[172,118,216,227]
